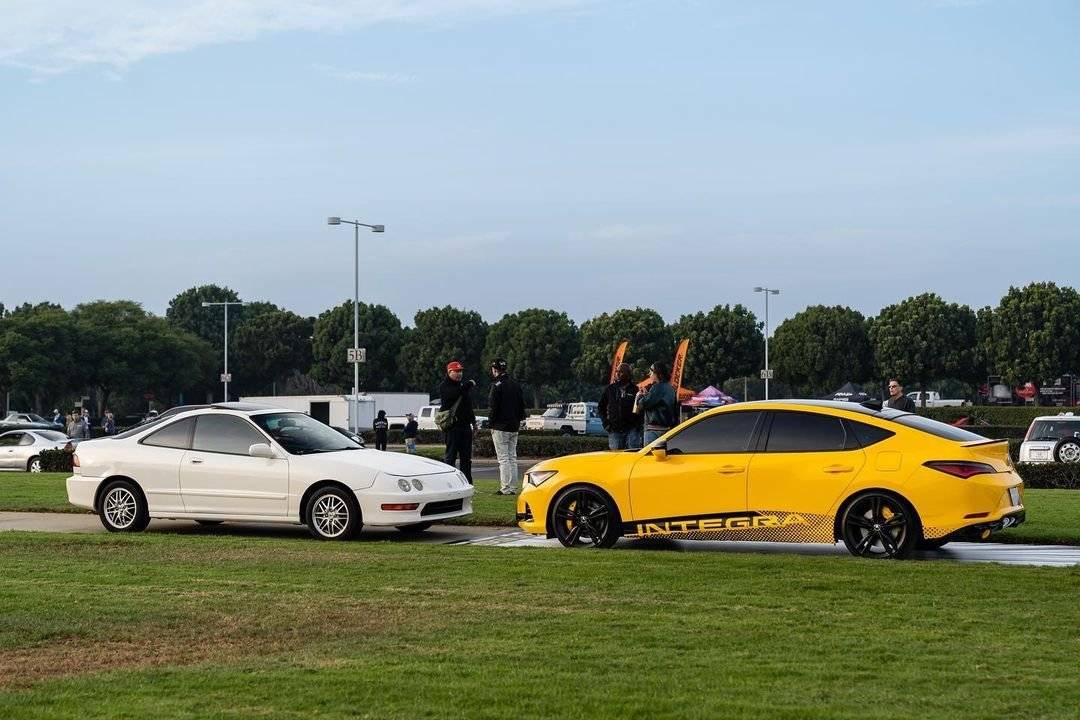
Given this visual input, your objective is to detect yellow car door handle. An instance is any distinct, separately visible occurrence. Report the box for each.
[717,465,745,474]
[823,465,854,473]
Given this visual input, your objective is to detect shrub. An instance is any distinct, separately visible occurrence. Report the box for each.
[1015,463,1080,489]
[39,449,74,473]
[921,406,1076,427]
[472,434,608,459]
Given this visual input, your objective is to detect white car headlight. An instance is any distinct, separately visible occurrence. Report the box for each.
[397,478,412,492]
[526,470,557,487]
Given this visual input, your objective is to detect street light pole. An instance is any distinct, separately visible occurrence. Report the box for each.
[753,287,780,400]
[328,216,386,433]
[202,300,247,402]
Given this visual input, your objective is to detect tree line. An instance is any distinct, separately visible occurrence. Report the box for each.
[0,282,1076,416]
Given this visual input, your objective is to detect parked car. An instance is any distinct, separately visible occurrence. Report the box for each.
[1018,413,1080,463]
[517,399,1024,557]
[67,402,473,539]
[331,426,366,448]
[0,429,76,472]
[555,402,605,436]
[525,403,568,431]
[0,412,64,433]
[906,391,970,408]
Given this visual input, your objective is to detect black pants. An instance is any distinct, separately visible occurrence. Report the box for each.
[444,426,473,484]
[375,432,387,451]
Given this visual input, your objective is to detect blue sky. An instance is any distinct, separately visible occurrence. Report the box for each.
[1,0,1077,328]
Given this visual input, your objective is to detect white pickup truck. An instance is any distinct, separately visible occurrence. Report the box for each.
[906,391,970,408]
[526,402,604,436]
[412,405,488,432]
[524,403,568,431]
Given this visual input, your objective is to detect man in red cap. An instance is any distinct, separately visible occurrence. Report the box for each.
[438,360,477,483]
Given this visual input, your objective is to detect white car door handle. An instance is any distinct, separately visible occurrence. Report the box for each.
[190,458,204,464]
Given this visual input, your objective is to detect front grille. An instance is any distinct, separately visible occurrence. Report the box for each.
[421,499,464,517]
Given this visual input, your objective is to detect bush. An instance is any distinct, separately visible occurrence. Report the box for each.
[1016,463,1080,489]
[959,426,1028,440]
[361,430,443,445]
[39,449,74,473]
[472,434,608,459]
[921,406,1075,427]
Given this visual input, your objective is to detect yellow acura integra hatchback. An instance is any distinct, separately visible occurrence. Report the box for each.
[516,400,1025,558]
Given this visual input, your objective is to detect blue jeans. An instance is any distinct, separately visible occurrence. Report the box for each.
[643,428,669,445]
[608,429,643,450]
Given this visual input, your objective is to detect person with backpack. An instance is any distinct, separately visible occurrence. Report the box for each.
[438,361,477,484]
[373,410,389,451]
[488,358,527,495]
[635,361,678,445]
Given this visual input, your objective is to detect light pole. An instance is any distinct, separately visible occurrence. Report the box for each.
[753,286,780,400]
[202,300,247,402]
[327,216,386,433]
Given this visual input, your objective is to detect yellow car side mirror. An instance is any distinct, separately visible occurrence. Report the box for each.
[652,441,668,462]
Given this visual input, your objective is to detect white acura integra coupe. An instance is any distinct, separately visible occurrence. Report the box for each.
[67,403,473,539]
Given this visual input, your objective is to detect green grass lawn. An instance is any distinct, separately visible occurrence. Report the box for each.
[0,532,1077,719]
[3,471,1079,545]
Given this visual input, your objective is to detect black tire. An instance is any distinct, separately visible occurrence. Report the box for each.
[395,522,433,534]
[195,520,224,526]
[560,428,575,437]
[305,486,361,540]
[98,480,150,533]
[1054,439,1080,464]
[27,456,42,473]
[550,485,621,549]
[839,491,917,559]
[917,537,950,550]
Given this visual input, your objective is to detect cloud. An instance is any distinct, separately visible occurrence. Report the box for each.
[310,64,416,84]
[0,0,591,77]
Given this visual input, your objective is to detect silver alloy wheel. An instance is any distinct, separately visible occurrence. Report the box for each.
[104,487,138,530]
[28,458,42,473]
[1058,442,1080,463]
[312,494,350,538]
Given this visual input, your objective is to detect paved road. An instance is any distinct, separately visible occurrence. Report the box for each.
[452,530,1080,567]
[3,511,1078,566]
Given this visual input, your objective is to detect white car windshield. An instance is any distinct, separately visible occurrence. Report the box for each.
[252,413,362,455]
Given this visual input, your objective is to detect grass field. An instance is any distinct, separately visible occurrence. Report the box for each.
[0,532,1077,719]
[4,471,1079,546]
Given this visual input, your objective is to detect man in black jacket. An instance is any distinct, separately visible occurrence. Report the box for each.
[488,358,527,495]
[886,379,917,412]
[439,360,477,483]
[599,362,642,450]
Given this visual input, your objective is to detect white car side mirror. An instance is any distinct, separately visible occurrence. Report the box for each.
[249,443,276,459]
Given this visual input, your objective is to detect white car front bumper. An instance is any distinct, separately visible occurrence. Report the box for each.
[357,487,474,526]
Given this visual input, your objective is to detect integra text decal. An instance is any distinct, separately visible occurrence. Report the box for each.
[625,511,809,537]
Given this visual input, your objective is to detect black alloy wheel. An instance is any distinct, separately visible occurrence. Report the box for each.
[551,487,620,549]
[840,492,917,559]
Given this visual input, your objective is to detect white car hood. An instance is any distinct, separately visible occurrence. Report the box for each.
[295,449,454,478]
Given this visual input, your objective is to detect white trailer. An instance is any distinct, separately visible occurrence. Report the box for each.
[239,392,429,431]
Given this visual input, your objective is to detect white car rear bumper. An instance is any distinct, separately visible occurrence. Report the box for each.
[67,475,101,511]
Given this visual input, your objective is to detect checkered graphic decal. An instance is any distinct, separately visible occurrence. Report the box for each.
[624,511,834,544]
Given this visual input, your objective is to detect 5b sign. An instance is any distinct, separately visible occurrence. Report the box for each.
[347,348,367,364]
